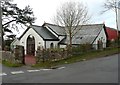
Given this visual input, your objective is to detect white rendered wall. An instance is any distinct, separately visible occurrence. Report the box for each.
[45,41,59,48]
[19,28,44,55]
[10,39,20,50]
[45,36,66,48]
[93,28,107,50]
[59,44,66,48]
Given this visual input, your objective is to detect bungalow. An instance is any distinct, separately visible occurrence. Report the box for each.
[11,23,107,56]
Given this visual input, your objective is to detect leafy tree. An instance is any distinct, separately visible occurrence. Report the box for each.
[1,1,35,50]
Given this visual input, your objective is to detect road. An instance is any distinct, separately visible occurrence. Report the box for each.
[2,54,119,83]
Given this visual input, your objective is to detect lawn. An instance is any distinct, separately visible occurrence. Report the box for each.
[2,60,23,67]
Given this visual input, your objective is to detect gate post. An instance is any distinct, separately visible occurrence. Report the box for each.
[22,46,25,64]
[14,45,25,64]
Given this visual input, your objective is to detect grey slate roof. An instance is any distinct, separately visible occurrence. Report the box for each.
[59,24,105,44]
[43,23,66,36]
[19,23,105,44]
[32,25,59,40]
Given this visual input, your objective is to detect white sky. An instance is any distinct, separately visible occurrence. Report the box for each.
[12,0,117,37]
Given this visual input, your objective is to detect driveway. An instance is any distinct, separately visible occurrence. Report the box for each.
[2,54,119,83]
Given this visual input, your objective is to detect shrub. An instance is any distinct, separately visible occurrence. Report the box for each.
[72,43,92,55]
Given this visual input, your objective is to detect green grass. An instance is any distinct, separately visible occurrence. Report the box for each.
[2,60,23,67]
[32,47,120,68]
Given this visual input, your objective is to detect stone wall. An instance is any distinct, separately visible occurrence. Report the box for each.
[2,45,24,64]
[2,51,14,62]
[36,46,70,63]
[13,45,24,64]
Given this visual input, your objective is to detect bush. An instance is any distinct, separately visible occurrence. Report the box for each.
[80,43,92,52]
[107,39,120,48]
[72,43,92,55]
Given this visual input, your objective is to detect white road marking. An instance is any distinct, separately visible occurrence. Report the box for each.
[2,67,65,76]
[27,70,41,72]
[11,71,24,74]
[0,73,7,76]
[40,69,52,71]
[58,67,65,69]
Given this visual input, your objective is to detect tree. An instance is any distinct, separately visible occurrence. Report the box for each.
[1,1,35,50]
[102,0,120,37]
[102,0,119,11]
[53,1,90,48]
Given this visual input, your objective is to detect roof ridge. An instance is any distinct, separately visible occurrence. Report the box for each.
[43,22,105,27]
[79,23,104,26]
[106,27,117,30]
[44,22,64,28]
[32,25,42,27]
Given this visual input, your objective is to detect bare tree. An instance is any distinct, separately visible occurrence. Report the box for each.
[102,0,118,12]
[53,1,90,47]
[102,0,120,37]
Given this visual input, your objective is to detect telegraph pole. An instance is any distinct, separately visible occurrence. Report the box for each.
[117,1,120,38]
[115,0,119,38]
[114,0,120,47]
[0,1,1,54]
[0,1,2,85]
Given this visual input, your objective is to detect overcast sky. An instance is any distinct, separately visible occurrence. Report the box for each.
[12,0,118,36]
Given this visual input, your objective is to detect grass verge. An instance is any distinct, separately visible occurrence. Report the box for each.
[32,47,120,68]
[2,60,23,67]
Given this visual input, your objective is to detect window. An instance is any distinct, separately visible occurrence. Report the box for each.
[80,37,83,39]
[76,37,83,39]
[50,43,54,48]
[57,44,60,48]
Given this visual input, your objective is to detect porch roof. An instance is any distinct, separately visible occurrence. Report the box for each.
[32,25,59,41]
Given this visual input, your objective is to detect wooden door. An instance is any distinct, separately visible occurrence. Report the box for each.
[27,35,35,56]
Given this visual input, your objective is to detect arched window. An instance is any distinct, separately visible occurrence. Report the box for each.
[50,43,54,48]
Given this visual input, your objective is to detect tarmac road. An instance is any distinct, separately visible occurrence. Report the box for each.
[2,54,119,83]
